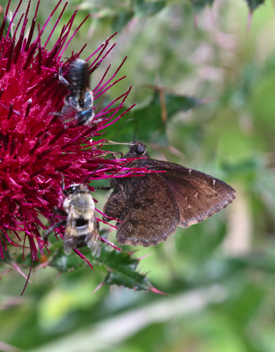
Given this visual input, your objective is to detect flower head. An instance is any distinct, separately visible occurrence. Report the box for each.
[0,0,138,273]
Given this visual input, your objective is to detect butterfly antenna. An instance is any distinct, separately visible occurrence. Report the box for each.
[83,165,104,184]
[133,121,138,142]
[104,140,132,146]
[112,118,135,140]
[57,172,68,196]
[104,119,139,146]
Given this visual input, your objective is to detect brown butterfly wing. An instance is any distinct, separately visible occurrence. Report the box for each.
[145,159,236,228]
[104,140,235,247]
[104,173,180,247]
[103,177,135,221]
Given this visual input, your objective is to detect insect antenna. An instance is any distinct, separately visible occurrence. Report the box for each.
[59,172,68,197]
[104,118,138,146]
[132,119,138,142]
[83,164,105,185]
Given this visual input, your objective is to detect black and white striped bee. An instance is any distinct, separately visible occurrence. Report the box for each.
[43,176,101,256]
[56,58,94,126]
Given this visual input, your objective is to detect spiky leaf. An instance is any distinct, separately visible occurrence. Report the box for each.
[191,0,215,12]
[133,0,166,17]
[46,236,159,292]
[99,247,157,291]
[244,0,265,11]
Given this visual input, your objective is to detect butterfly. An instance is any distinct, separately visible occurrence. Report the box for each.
[103,141,236,247]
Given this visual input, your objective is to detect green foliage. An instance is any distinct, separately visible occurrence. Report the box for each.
[0,244,12,265]
[99,247,157,291]
[0,6,13,39]
[190,0,215,12]
[1,0,275,351]
[48,245,86,272]
[47,239,158,292]
[244,0,265,11]
[103,91,201,145]
[133,0,166,17]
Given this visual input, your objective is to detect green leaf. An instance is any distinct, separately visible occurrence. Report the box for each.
[133,0,166,17]
[48,244,86,272]
[111,10,134,32]
[223,282,265,327]
[103,91,201,145]
[165,94,201,115]
[77,0,166,31]
[99,247,157,291]
[175,218,227,261]
[45,235,159,292]
[244,0,265,11]
[190,0,215,12]
[131,92,201,142]
[222,157,261,179]
[103,271,152,291]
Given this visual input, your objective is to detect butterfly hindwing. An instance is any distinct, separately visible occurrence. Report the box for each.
[113,173,180,246]
[103,177,134,221]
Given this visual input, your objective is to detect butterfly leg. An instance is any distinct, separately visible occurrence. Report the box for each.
[95,186,111,191]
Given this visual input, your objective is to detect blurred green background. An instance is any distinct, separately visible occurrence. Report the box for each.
[2,0,275,351]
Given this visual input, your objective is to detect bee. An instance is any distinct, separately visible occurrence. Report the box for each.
[43,176,101,256]
[55,58,94,126]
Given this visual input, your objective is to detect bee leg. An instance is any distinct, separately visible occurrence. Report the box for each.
[43,206,67,242]
[53,206,67,216]
[75,108,94,126]
[48,111,63,116]
[59,76,75,93]
[58,67,74,92]
[48,104,67,117]
[64,94,77,106]
[59,175,68,197]
[43,219,67,242]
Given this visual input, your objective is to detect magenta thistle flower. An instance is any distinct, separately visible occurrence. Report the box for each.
[0,0,142,278]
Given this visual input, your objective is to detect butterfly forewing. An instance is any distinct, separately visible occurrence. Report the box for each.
[149,161,236,227]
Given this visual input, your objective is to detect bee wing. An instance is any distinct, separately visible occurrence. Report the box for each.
[58,104,79,124]
[86,218,101,257]
[63,204,79,254]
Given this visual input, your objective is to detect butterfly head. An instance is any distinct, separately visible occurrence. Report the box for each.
[125,141,149,159]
